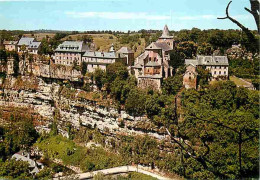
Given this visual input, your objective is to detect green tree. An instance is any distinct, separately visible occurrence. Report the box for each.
[0,159,32,179]
[93,68,105,90]
[176,41,198,59]
[162,75,183,96]
[197,42,213,55]
[80,61,87,76]
[166,81,259,179]
[125,88,146,117]
[38,38,53,55]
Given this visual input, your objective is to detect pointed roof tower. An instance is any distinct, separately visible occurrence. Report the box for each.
[159,25,174,39]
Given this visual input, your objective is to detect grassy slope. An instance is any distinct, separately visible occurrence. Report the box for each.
[62,33,146,58]
[23,33,56,41]
[23,32,146,58]
[229,76,251,86]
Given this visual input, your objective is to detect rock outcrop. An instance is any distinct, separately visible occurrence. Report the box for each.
[0,75,168,140]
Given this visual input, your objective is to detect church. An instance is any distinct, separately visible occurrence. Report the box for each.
[132,25,175,90]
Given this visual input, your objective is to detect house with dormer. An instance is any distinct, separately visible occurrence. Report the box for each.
[184,55,229,89]
[17,37,41,54]
[54,41,90,66]
[82,44,133,73]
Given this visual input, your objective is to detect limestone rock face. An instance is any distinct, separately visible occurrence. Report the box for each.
[0,75,167,140]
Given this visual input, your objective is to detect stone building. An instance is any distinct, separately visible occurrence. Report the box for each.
[54,41,89,66]
[156,25,175,49]
[132,25,174,90]
[3,41,18,51]
[117,46,134,66]
[183,64,197,89]
[17,37,41,54]
[184,55,229,89]
[82,44,132,73]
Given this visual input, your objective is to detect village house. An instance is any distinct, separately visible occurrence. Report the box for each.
[12,150,44,175]
[17,37,41,54]
[82,44,134,73]
[117,46,135,66]
[54,41,89,66]
[184,55,229,89]
[132,25,174,90]
[3,40,18,51]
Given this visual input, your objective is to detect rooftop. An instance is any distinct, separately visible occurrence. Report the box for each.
[17,37,35,46]
[145,42,172,51]
[117,46,134,54]
[159,25,174,39]
[83,51,124,59]
[28,41,41,49]
[185,55,229,66]
[55,41,89,52]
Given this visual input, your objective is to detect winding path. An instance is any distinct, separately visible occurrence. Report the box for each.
[56,165,174,180]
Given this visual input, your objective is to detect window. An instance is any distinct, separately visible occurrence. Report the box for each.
[224,66,226,69]
[219,71,221,75]
[224,71,226,75]
[214,71,216,74]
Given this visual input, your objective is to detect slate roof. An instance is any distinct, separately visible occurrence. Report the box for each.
[18,37,35,46]
[83,51,124,59]
[3,41,18,45]
[185,55,229,66]
[159,25,174,39]
[145,42,172,51]
[185,59,198,67]
[28,42,41,49]
[117,46,134,54]
[55,41,89,52]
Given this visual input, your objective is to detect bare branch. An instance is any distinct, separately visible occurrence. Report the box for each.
[218,0,258,51]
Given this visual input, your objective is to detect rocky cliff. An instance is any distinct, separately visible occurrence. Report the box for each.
[0,75,168,141]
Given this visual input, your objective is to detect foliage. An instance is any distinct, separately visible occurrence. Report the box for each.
[197,42,213,55]
[125,88,146,117]
[168,81,260,179]
[38,38,53,55]
[80,61,87,76]
[251,78,260,90]
[0,159,32,179]
[119,34,140,44]
[106,62,129,83]
[196,66,211,88]
[229,57,259,78]
[176,41,198,59]
[93,68,105,90]
[35,135,126,172]
[162,74,183,96]
[81,35,93,43]
[0,110,38,160]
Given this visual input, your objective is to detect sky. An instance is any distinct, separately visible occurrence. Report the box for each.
[0,0,257,32]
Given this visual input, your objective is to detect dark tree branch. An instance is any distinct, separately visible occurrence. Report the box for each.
[218,1,257,39]
[245,0,260,33]
[218,0,258,52]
